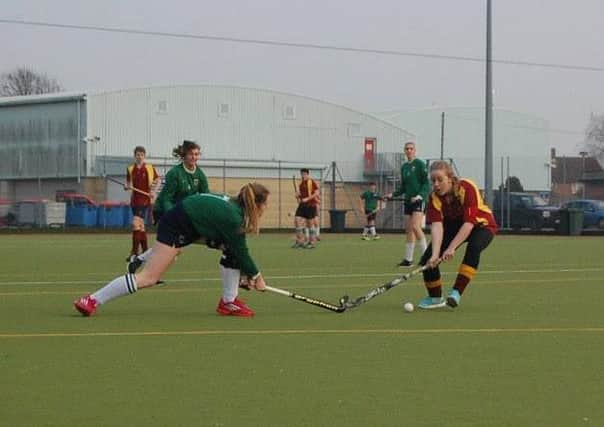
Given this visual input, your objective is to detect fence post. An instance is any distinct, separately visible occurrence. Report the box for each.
[222,159,226,193]
[331,161,336,209]
[278,160,282,228]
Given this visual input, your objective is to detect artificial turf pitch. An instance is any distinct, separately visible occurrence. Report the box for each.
[1,233,603,426]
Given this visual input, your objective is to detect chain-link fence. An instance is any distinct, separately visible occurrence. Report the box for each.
[1,154,600,231]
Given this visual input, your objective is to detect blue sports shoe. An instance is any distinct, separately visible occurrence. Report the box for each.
[446,289,461,308]
[417,296,446,309]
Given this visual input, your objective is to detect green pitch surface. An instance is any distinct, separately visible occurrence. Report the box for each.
[1,233,603,427]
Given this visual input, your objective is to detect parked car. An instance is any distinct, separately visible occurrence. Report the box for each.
[560,199,604,229]
[492,192,560,231]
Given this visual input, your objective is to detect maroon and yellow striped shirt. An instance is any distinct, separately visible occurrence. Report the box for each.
[298,178,319,207]
[126,163,159,207]
[426,178,497,234]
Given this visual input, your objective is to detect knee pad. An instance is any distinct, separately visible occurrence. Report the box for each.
[219,250,240,269]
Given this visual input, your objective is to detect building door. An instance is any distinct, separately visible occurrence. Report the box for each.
[364,138,376,173]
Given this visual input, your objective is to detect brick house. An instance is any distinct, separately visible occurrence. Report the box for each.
[550,149,604,203]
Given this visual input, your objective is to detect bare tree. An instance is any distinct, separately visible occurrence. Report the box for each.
[0,67,63,96]
[584,113,604,159]
[498,176,524,192]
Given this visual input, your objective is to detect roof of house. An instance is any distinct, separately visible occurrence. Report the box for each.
[551,156,603,184]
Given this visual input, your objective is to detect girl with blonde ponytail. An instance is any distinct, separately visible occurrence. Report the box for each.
[74,183,270,318]
[416,161,497,310]
[238,182,270,234]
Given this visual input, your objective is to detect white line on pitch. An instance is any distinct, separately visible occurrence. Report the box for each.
[1,276,602,297]
[2,327,604,339]
[0,266,602,287]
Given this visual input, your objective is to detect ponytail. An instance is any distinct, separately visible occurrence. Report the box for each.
[237,182,270,234]
[172,140,201,159]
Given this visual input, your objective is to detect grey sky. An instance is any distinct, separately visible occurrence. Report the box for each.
[1,0,603,155]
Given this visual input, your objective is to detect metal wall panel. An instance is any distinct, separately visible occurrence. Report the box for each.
[0,98,86,179]
[87,86,414,181]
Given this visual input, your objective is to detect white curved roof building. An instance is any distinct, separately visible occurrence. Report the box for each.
[85,85,415,181]
[376,107,552,191]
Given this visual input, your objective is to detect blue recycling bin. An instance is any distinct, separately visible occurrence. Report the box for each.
[97,203,124,228]
[122,204,133,227]
[121,204,154,227]
[66,205,98,227]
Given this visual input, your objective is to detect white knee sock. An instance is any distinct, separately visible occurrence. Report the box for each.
[370,226,376,236]
[405,242,415,261]
[220,266,240,303]
[418,237,427,254]
[137,248,153,262]
[295,227,305,241]
[92,274,137,304]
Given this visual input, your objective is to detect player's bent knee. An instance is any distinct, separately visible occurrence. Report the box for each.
[219,253,240,270]
[135,272,159,288]
[132,216,144,231]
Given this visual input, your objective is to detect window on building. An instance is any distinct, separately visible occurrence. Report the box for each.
[218,103,230,118]
[347,123,361,137]
[157,100,168,114]
[283,105,296,120]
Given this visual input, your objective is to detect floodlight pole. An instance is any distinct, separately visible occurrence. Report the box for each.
[440,111,445,160]
[579,151,588,198]
[484,0,494,205]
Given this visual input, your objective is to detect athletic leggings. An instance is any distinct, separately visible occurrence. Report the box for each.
[420,224,494,283]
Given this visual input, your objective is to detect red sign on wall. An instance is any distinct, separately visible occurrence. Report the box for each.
[364,138,376,172]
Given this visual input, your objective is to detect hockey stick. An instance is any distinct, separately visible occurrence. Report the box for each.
[365,208,379,218]
[264,285,346,313]
[105,175,151,197]
[364,199,387,218]
[340,262,438,310]
[292,175,300,201]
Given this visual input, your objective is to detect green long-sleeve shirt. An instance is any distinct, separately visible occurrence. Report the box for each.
[182,193,259,277]
[154,164,209,215]
[392,158,430,202]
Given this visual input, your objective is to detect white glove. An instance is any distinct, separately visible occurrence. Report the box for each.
[411,195,422,203]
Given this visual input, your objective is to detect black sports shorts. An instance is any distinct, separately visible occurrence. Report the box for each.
[155,203,201,248]
[404,199,424,215]
[295,204,317,220]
